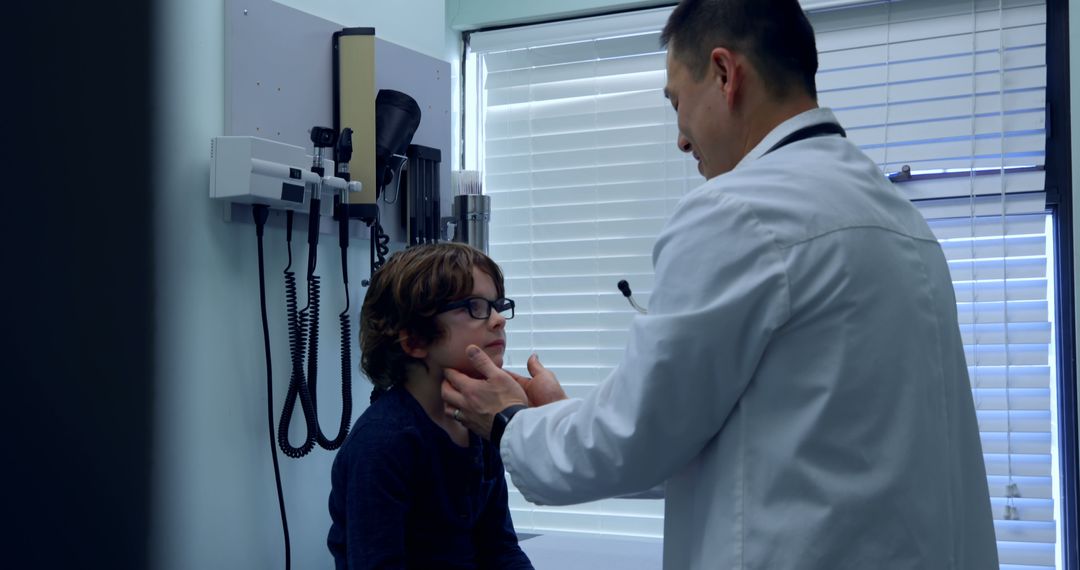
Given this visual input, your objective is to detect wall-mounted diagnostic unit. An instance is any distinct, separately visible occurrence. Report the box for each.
[210,135,358,214]
[210,2,454,569]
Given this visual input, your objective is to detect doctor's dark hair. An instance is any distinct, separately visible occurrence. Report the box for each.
[660,0,819,99]
[359,242,505,402]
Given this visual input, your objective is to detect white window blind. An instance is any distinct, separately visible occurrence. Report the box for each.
[467,0,1060,566]
[813,2,1057,567]
[811,0,1047,199]
[472,6,679,539]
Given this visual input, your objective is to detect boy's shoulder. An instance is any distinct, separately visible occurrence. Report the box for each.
[332,400,426,480]
[344,389,426,452]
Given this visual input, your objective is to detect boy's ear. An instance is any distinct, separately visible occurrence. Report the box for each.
[398,332,428,359]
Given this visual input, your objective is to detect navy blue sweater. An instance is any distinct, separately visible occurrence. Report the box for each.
[327,386,533,569]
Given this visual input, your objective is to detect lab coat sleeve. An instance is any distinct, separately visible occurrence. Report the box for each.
[501,187,791,506]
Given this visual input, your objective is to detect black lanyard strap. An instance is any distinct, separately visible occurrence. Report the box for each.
[763,122,847,156]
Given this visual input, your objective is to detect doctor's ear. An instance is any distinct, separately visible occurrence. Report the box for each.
[398,332,429,359]
[709,47,742,105]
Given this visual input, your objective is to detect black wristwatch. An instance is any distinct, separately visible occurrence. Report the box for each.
[491,404,527,448]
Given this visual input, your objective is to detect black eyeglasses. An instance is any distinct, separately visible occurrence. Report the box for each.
[437,296,515,320]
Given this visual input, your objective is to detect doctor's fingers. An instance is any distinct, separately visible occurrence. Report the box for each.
[441,377,469,412]
[522,354,568,406]
[446,365,528,412]
[506,370,554,407]
[526,353,558,383]
[506,370,532,390]
[443,367,507,408]
[465,344,513,383]
[443,368,479,398]
[441,383,489,437]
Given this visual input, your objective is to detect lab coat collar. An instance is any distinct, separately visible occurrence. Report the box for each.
[733,107,842,172]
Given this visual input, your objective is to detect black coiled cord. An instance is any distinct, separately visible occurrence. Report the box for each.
[317,243,353,451]
[279,211,317,458]
[278,198,354,457]
[252,205,292,570]
[302,271,321,421]
[373,217,390,271]
[337,307,353,422]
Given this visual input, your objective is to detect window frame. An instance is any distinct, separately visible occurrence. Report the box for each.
[1044,0,1078,568]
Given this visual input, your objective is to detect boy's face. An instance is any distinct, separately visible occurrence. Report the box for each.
[425,267,507,376]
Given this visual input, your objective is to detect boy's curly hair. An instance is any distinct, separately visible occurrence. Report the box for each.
[360,243,505,399]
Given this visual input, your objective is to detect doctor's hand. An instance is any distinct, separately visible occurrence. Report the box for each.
[505,353,568,407]
[442,345,529,440]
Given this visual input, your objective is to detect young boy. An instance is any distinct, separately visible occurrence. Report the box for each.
[327,243,533,569]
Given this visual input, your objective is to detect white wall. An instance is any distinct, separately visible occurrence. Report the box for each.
[275,0,448,60]
[447,0,670,30]
[151,1,449,568]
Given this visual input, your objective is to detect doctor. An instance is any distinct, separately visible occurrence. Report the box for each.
[442,0,999,568]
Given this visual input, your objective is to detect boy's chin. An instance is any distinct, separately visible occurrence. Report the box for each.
[485,349,505,369]
[456,353,504,377]
[486,351,505,368]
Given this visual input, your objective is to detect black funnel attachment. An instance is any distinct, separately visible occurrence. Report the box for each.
[375,90,422,190]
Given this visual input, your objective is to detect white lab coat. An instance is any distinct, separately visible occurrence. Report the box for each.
[501,108,998,569]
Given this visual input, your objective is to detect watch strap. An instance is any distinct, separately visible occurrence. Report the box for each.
[491,404,527,448]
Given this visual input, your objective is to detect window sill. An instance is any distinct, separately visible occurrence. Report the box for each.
[517,531,663,569]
